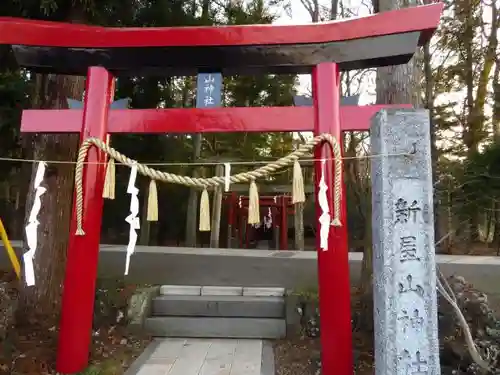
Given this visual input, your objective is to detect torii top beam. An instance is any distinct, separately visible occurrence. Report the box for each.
[0,4,443,76]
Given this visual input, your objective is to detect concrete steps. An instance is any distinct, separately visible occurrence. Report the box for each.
[146,285,286,339]
[152,295,285,318]
[145,317,286,339]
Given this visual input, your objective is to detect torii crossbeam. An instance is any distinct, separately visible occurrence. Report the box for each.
[20,105,403,133]
[0,3,443,375]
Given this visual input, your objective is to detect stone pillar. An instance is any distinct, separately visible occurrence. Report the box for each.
[371,109,440,375]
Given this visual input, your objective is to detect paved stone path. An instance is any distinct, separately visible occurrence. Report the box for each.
[125,338,273,375]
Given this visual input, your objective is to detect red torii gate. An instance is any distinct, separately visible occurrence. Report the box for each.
[0,4,442,375]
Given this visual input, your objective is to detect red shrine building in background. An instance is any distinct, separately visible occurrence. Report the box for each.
[0,4,443,375]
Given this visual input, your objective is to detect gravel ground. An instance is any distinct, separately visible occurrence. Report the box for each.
[274,336,321,375]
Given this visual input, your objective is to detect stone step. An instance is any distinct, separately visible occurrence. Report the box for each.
[145,317,286,339]
[151,295,285,318]
[159,285,201,295]
[243,287,285,297]
[159,285,285,297]
[201,286,242,296]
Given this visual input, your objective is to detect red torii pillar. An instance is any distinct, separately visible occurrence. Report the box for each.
[0,4,443,375]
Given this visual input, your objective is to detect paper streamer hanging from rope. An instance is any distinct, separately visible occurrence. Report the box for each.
[24,162,47,286]
[224,163,231,192]
[318,159,330,251]
[124,164,140,275]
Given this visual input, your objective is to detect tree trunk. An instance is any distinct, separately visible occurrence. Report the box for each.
[294,202,305,250]
[330,0,338,20]
[446,179,454,253]
[185,134,202,247]
[299,0,320,22]
[461,0,498,243]
[493,45,500,143]
[375,54,420,107]
[359,202,373,328]
[462,7,479,241]
[492,40,500,249]
[139,180,152,246]
[485,202,493,243]
[361,0,421,326]
[423,37,441,252]
[210,165,224,248]
[20,74,85,317]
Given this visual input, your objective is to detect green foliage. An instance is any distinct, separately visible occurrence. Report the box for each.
[77,360,122,375]
[424,0,500,244]
[77,365,105,375]
[431,0,496,157]
[289,286,319,301]
[458,144,500,212]
[0,71,28,163]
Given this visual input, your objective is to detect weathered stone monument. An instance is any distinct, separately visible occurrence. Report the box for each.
[371,109,441,375]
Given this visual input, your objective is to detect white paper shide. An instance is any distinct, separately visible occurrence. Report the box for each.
[24,161,47,286]
[318,159,330,251]
[124,164,140,275]
[224,162,231,192]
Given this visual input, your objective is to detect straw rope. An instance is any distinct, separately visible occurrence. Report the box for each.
[74,133,342,235]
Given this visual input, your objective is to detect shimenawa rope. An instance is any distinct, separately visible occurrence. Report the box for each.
[73,133,342,235]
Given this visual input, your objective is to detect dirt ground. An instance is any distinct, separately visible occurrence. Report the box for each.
[274,287,375,375]
[0,271,152,375]
[274,329,374,375]
[274,336,322,375]
[0,321,150,375]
